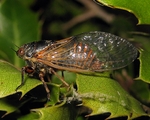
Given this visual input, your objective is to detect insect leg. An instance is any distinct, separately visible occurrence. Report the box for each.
[50,68,69,87]
[39,72,50,100]
[46,74,51,82]
[15,67,26,91]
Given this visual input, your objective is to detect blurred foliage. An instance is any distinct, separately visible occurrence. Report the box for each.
[0,0,150,120]
[0,0,40,67]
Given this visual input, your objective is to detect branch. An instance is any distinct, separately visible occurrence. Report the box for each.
[62,0,115,31]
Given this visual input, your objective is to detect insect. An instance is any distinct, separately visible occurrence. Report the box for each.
[16,31,138,100]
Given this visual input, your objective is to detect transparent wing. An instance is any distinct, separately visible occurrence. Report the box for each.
[39,31,138,72]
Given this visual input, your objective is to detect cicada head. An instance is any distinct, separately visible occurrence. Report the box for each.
[16,42,36,60]
[16,40,53,60]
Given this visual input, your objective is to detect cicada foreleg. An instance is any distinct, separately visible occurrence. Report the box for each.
[15,67,25,91]
[16,66,34,91]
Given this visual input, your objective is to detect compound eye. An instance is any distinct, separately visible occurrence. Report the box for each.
[17,47,25,57]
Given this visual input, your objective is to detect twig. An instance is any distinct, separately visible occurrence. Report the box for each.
[62,0,115,31]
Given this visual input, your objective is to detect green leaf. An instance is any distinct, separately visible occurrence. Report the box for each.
[0,60,63,104]
[131,80,150,103]
[0,60,42,98]
[94,0,150,24]
[0,0,40,67]
[0,96,28,117]
[18,112,40,120]
[0,60,63,117]
[131,33,150,83]
[76,74,147,119]
[30,102,77,120]
[138,50,150,82]
[0,98,18,117]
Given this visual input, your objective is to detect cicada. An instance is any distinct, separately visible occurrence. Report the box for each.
[16,31,138,99]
